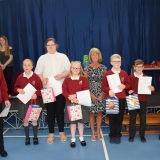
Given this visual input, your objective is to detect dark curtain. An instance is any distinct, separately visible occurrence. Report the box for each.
[0,0,160,88]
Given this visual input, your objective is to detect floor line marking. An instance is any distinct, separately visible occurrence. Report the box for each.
[4,135,96,138]
[4,134,109,138]
[101,129,109,160]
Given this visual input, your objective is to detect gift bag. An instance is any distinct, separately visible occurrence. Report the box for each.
[106,97,119,114]
[25,104,42,121]
[67,104,83,121]
[126,93,140,110]
[41,87,56,104]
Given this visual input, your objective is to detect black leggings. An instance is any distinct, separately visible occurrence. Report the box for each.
[0,104,4,152]
[3,66,13,95]
[45,94,66,133]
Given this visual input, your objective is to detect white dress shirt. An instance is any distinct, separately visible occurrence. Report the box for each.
[35,52,70,83]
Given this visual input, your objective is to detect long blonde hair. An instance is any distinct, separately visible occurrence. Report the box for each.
[69,61,84,77]
[0,36,10,56]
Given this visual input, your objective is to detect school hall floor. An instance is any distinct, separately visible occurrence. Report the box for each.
[3,120,160,160]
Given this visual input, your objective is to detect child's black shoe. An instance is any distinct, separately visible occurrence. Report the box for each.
[128,137,134,142]
[115,137,121,144]
[33,138,39,145]
[109,137,115,144]
[140,136,146,142]
[80,140,86,146]
[0,150,8,157]
[25,137,30,145]
[70,142,76,148]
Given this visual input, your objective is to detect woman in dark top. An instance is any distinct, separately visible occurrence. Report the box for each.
[0,36,13,98]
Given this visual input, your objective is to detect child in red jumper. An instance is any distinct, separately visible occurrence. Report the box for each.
[0,68,10,157]
[102,54,130,144]
[128,59,155,142]
[14,59,42,145]
[62,61,89,148]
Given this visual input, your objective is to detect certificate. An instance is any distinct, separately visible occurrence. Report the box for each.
[107,73,121,93]
[0,107,10,117]
[138,77,152,94]
[17,83,37,104]
[76,90,91,107]
[48,77,62,96]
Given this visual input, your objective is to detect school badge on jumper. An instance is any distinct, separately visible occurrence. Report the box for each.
[32,81,35,85]
[121,77,124,82]
[79,81,82,85]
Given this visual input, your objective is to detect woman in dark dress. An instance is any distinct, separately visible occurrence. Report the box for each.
[84,48,107,141]
[0,36,13,98]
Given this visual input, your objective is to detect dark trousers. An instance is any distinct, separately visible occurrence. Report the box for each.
[0,104,4,152]
[45,94,66,133]
[129,101,147,137]
[3,66,13,95]
[108,99,126,138]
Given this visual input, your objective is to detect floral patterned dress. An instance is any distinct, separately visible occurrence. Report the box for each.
[84,64,107,113]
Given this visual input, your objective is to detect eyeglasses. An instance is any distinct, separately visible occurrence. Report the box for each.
[112,61,121,63]
[71,67,81,70]
[134,66,144,68]
[46,44,56,47]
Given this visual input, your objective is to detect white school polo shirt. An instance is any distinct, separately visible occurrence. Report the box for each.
[23,71,33,79]
[134,72,143,78]
[35,52,70,83]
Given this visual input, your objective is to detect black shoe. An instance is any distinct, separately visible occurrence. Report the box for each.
[80,140,86,146]
[114,137,121,144]
[109,137,115,144]
[128,137,134,142]
[0,150,8,157]
[70,142,76,148]
[25,137,30,145]
[33,138,39,145]
[140,136,146,142]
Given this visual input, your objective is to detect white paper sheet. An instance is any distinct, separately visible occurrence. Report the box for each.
[138,77,152,94]
[0,107,10,117]
[76,90,91,107]
[106,73,121,93]
[16,83,37,104]
[48,77,62,96]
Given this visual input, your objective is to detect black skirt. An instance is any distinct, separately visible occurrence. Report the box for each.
[18,104,29,119]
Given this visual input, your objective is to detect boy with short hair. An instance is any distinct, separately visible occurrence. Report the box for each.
[128,59,155,142]
[102,54,130,144]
